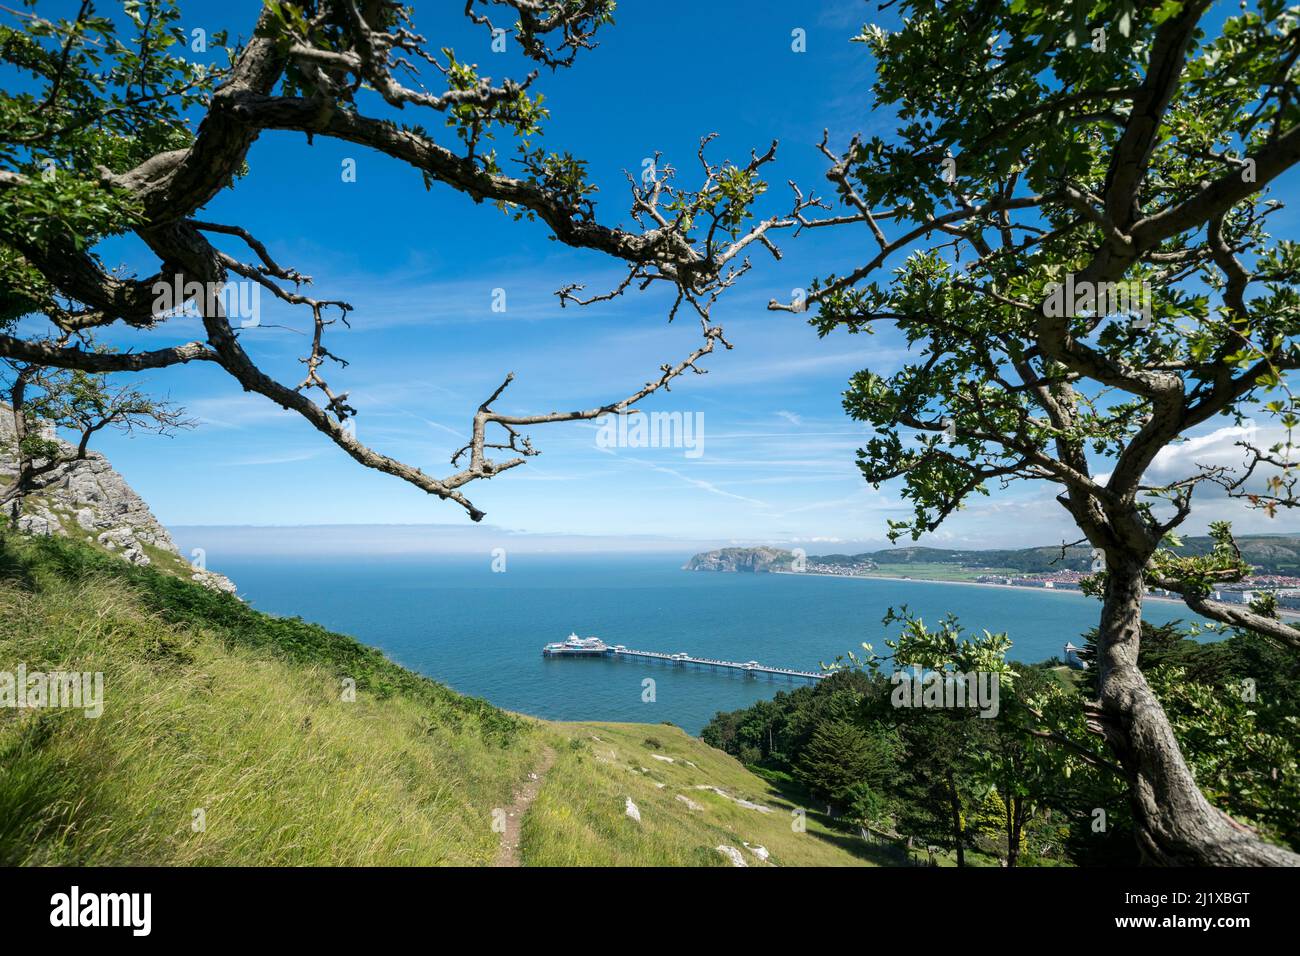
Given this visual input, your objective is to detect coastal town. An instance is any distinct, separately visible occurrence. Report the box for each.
[809,561,1300,612]
[686,546,1300,613]
[971,570,1300,612]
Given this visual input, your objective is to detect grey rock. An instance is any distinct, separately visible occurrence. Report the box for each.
[17,513,55,537]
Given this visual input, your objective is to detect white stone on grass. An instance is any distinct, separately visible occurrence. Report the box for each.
[716,845,747,867]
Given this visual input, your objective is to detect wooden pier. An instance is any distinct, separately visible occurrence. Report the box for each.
[613,646,826,682]
[542,635,825,683]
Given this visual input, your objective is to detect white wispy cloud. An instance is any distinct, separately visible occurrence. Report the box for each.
[215,450,323,467]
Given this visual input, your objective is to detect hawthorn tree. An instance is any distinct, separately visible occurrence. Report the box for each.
[775,0,1300,864]
[1,356,189,512]
[0,0,813,519]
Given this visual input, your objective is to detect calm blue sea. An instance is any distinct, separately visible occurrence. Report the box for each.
[206,553,1193,734]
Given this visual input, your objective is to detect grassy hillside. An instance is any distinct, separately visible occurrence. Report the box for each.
[0,530,871,867]
[526,722,890,866]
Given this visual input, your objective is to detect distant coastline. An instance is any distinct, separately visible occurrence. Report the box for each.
[766,568,1300,620]
[685,543,1300,621]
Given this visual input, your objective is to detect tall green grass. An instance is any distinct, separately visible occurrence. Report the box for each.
[0,530,540,865]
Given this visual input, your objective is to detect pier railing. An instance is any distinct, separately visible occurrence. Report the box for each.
[609,647,825,682]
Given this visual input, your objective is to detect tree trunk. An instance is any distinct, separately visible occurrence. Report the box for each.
[1007,795,1023,868]
[1095,560,1299,865]
[945,769,965,867]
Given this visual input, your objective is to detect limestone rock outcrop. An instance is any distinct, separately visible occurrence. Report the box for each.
[0,408,235,594]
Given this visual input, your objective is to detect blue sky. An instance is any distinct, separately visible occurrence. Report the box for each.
[24,1,1300,552]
